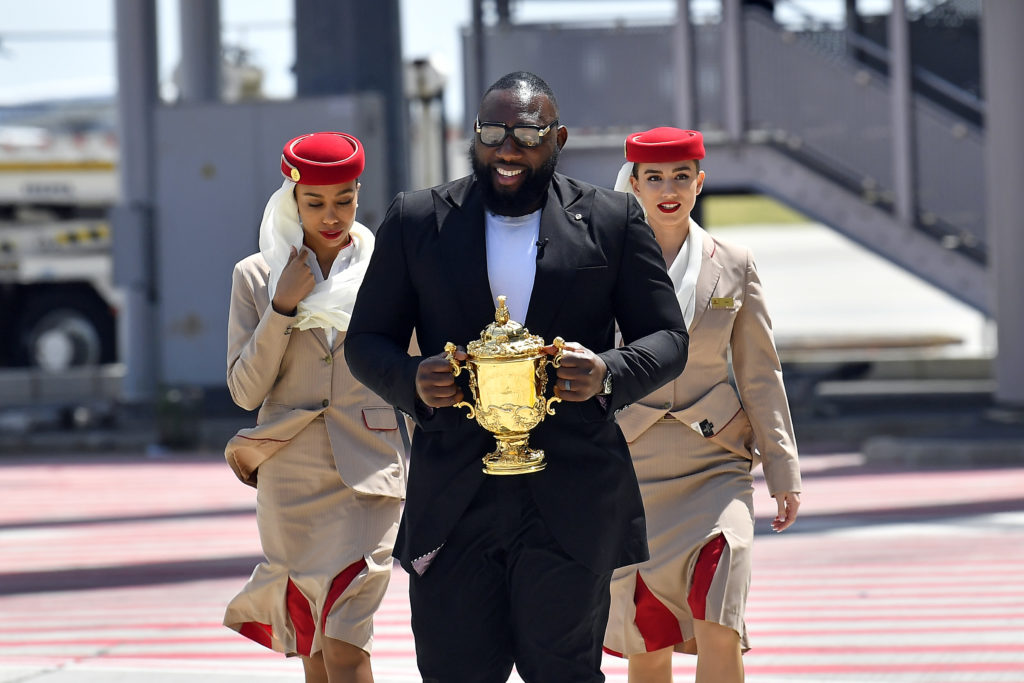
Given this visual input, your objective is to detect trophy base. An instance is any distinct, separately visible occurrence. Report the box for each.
[482,435,547,475]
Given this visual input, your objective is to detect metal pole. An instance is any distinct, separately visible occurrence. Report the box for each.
[472,0,487,120]
[982,0,1024,408]
[845,0,862,62]
[496,0,511,25]
[439,90,450,181]
[178,0,221,102]
[672,0,696,128]
[888,0,916,225]
[293,0,408,196]
[112,0,160,402]
[721,0,745,141]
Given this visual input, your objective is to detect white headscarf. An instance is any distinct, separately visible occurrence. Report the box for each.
[613,162,704,330]
[259,178,373,333]
[613,161,635,196]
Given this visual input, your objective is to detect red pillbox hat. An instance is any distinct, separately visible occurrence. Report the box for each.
[624,127,705,163]
[280,131,365,185]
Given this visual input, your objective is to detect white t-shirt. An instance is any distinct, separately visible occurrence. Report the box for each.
[485,209,541,324]
[303,239,355,347]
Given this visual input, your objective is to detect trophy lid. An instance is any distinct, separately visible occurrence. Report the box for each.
[466,296,546,359]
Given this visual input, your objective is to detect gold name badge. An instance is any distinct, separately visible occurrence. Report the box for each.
[711,297,735,309]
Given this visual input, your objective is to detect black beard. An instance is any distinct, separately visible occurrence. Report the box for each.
[469,142,559,216]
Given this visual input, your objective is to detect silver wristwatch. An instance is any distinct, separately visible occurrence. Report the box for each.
[597,369,613,396]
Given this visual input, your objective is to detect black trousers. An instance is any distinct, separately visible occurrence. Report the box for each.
[409,476,613,683]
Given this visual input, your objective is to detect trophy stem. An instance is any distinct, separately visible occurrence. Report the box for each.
[482,433,547,475]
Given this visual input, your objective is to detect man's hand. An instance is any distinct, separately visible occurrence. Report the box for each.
[771,492,801,532]
[543,341,608,402]
[272,246,316,315]
[416,348,466,408]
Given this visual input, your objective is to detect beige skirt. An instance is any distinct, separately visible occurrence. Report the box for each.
[223,416,401,657]
[605,419,755,657]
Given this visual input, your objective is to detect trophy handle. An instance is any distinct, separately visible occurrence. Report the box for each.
[543,336,566,416]
[444,342,463,376]
[550,336,566,368]
[545,395,562,416]
[444,342,476,419]
[453,401,476,419]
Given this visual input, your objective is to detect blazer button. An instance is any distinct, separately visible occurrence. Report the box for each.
[324,355,333,365]
[322,399,330,408]
[662,402,672,410]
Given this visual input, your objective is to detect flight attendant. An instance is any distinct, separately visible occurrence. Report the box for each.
[223,131,406,683]
[604,127,802,683]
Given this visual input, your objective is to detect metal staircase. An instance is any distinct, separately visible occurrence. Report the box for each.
[722,5,987,312]
[467,0,989,313]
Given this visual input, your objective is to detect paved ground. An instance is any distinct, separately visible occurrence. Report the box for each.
[1,449,1022,683]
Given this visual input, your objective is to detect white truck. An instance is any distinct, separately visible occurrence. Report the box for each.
[0,99,121,374]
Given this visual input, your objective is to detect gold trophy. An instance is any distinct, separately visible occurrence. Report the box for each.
[444,296,564,475]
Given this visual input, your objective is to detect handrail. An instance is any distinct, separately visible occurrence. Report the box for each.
[768,0,984,119]
[841,30,985,116]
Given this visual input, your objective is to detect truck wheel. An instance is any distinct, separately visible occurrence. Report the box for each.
[17,292,115,372]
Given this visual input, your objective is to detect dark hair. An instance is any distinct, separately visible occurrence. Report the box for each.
[630,159,701,178]
[482,71,559,117]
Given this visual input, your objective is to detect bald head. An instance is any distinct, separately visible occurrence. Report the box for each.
[482,71,559,119]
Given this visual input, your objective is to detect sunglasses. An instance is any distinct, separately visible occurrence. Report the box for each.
[475,118,558,148]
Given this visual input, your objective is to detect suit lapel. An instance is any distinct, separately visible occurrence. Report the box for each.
[311,327,332,354]
[689,238,722,332]
[437,178,497,327]
[525,176,585,336]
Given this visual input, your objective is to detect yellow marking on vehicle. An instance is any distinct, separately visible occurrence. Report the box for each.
[0,161,116,172]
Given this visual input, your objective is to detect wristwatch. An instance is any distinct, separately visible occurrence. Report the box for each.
[597,369,613,396]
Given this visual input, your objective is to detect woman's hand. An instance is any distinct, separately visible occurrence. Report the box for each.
[272,246,316,315]
[771,491,801,532]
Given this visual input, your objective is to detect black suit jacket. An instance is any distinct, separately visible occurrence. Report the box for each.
[346,173,688,574]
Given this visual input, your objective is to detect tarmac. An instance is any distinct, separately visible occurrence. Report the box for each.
[1,438,1023,682]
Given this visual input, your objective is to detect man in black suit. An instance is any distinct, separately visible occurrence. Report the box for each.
[346,71,688,682]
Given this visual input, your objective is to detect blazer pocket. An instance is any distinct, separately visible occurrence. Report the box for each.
[616,402,668,444]
[226,406,324,487]
[257,400,293,422]
[670,383,754,459]
[362,406,399,431]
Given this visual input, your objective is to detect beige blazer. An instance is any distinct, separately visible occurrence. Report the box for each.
[224,253,407,496]
[616,231,801,496]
